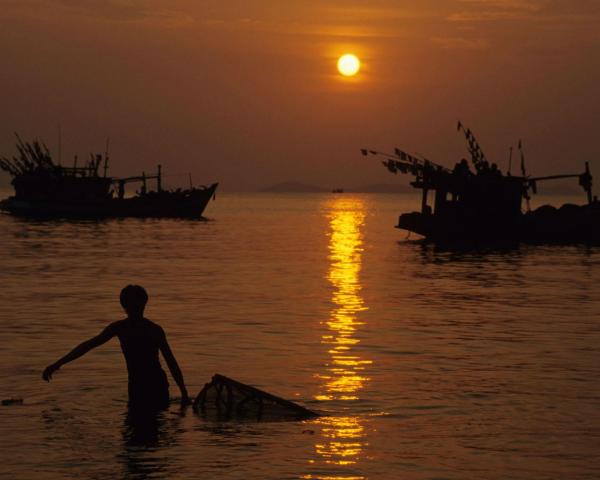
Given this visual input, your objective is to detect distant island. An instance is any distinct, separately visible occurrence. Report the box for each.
[352,183,413,194]
[260,181,413,193]
[260,181,328,193]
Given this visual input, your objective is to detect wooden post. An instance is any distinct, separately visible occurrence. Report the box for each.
[118,180,125,200]
[104,137,110,178]
[585,162,593,205]
[421,188,429,214]
[58,123,62,166]
[434,189,446,215]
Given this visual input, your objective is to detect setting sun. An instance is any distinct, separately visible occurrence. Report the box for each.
[337,54,360,77]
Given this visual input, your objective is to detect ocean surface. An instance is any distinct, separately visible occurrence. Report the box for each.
[0,192,599,479]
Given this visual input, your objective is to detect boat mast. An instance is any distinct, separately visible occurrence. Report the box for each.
[584,162,593,204]
[104,137,110,178]
[519,140,531,212]
[57,123,62,166]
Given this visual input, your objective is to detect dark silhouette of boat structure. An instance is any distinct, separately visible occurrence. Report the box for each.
[0,137,217,219]
[362,122,598,244]
[193,374,319,422]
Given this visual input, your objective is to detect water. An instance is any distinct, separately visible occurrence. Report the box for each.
[0,193,599,479]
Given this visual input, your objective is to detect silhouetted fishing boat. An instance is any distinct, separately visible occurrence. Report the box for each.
[362,122,599,244]
[0,136,217,219]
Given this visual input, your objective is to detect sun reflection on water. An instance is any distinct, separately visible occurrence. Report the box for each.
[309,197,371,479]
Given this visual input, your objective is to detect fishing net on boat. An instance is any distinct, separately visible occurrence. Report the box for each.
[193,374,319,422]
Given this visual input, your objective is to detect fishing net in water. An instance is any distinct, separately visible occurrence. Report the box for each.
[193,374,319,422]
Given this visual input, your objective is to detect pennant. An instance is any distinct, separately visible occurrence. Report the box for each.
[383,160,397,174]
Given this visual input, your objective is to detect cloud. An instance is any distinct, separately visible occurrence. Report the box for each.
[449,0,600,23]
[56,0,150,21]
[193,3,434,40]
[458,0,541,11]
[449,11,535,21]
[449,0,541,22]
[0,0,195,26]
[431,36,490,50]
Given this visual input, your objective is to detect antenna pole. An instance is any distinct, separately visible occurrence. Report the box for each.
[519,140,526,177]
[58,123,62,165]
[584,161,593,205]
[104,137,110,177]
[508,146,513,175]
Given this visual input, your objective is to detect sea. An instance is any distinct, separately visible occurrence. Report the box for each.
[0,191,599,480]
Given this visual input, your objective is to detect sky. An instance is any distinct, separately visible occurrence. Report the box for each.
[1,0,599,191]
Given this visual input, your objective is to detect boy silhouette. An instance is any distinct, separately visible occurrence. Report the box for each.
[42,285,190,410]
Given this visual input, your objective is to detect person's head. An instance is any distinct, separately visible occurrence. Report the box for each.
[120,285,148,318]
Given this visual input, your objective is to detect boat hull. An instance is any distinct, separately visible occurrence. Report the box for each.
[397,202,600,244]
[0,183,218,219]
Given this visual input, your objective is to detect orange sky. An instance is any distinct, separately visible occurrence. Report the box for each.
[1,0,599,190]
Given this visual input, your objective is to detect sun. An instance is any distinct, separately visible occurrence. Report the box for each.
[337,54,360,77]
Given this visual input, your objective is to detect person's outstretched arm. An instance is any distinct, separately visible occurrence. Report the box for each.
[42,323,118,381]
[159,332,190,405]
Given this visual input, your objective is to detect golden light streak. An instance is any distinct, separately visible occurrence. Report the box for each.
[321,199,370,399]
[309,197,371,476]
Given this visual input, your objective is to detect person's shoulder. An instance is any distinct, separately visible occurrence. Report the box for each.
[101,319,127,336]
[144,318,166,336]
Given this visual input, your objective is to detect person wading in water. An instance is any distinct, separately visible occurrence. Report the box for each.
[42,285,190,410]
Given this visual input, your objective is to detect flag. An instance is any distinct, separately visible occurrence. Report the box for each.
[360,148,368,156]
[457,120,463,131]
[383,160,397,174]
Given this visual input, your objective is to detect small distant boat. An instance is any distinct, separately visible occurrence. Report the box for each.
[331,188,344,193]
[0,136,218,219]
[362,122,599,244]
